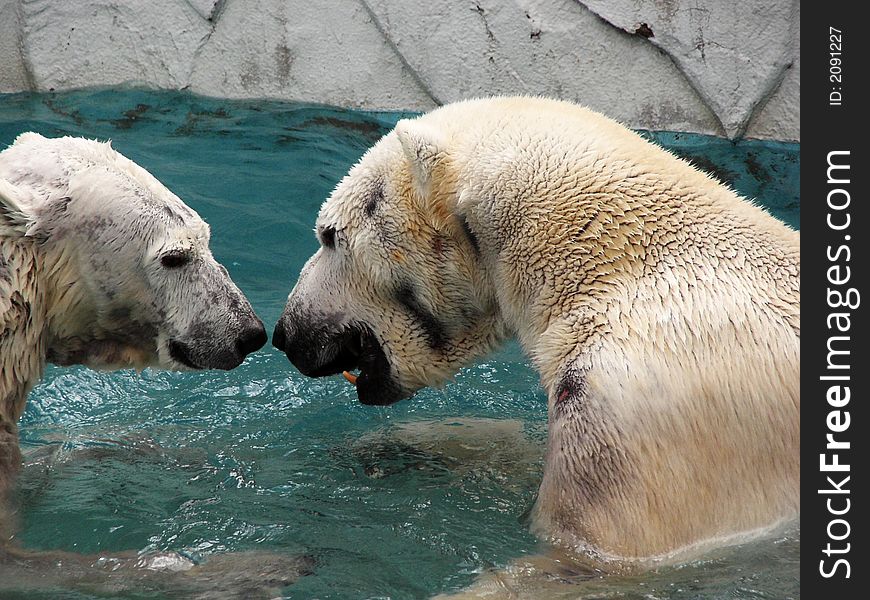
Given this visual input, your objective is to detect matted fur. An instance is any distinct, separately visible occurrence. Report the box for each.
[277,97,799,565]
[1,132,265,539]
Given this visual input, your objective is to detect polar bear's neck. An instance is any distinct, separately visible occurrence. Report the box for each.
[458,156,799,396]
[0,236,93,424]
[1,237,48,424]
[39,244,102,364]
[463,195,646,391]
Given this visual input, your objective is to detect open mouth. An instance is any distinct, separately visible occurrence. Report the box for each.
[345,327,406,406]
[305,325,364,377]
[168,340,203,370]
[295,324,405,406]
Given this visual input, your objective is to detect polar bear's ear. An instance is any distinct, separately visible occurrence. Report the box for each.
[0,179,34,237]
[12,131,48,147]
[395,119,449,197]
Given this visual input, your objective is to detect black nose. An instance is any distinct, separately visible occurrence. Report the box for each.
[236,322,268,357]
[272,323,287,351]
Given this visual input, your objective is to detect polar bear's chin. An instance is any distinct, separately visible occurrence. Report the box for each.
[47,339,158,371]
[88,346,159,372]
[354,331,409,406]
[167,340,204,371]
[355,371,407,406]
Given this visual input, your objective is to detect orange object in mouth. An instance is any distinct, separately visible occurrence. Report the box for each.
[342,371,358,385]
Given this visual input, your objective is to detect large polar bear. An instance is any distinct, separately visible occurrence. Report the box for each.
[273,97,799,573]
[1,133,266,556]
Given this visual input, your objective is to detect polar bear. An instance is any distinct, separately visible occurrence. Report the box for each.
[1,133,266,558]
[273,97,800,574]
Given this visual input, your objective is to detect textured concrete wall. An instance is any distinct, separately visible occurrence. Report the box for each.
[0,0,799,141]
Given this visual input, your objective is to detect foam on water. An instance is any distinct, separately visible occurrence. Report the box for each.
[0,89,799,599]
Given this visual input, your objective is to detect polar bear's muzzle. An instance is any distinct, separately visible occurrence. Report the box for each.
[273,318,405,406]
[166,320,267,371]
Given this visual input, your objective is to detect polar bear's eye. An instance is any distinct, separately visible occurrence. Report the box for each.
[160,250,191,269]
[319,226,336,249]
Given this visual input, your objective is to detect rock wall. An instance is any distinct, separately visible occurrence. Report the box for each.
[0,0,799,141]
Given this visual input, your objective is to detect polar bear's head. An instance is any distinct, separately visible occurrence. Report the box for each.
[0,133,266,371]
[273,117,508,405]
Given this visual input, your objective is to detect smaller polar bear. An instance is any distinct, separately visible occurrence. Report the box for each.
[1,132,266,542]
[273,97,799,582]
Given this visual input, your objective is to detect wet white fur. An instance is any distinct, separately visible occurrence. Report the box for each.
[1,133,258,533]
[289,97,799,567]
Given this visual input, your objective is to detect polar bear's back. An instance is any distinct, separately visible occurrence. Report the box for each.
[421,96,797,248]
[417,98,801,558]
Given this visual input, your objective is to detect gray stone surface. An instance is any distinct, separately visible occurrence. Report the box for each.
[20,0,212,91]
[187,0,435,109]
[0,0,29,92]
[187,0,224,21]
[366,0,722,135]
[0,0,799,141]
[581,0,798,139]
[744,2,800,141]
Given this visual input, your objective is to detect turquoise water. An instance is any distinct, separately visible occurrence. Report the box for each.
[1,90,799,599]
